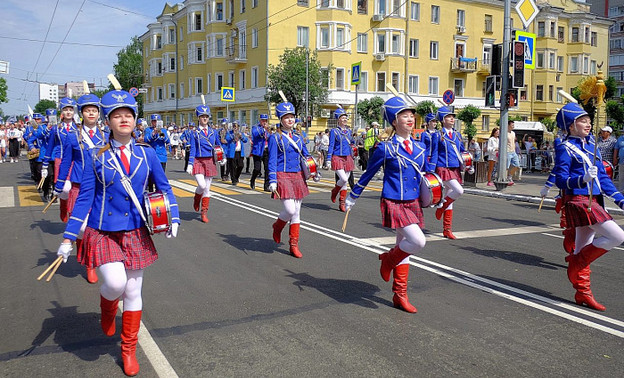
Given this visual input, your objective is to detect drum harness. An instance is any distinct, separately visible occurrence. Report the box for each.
[282,132,321,181]
[195,128,217,158]
[441,131,467,170]
[562,140,602,193]
[107,148,149,225]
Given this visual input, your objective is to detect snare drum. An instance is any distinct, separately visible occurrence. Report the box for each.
[603,160,614,179]
[213,145,226,165]
[144,191,172,234]
[419,172,444,208]
[301,156,318,180]
[352,146,358,157]
[461,152,473,169]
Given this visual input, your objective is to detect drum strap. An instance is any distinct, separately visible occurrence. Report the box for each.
[388,142,426,179]
[562,141,602,193]
[108,149,148,223]
[283,132,306,159]
[441,130,465,167]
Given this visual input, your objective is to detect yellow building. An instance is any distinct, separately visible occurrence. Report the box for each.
[140,0,611,139]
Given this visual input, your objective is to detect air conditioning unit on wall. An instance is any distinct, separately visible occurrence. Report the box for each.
[375,53,385,61]
[372,14,384,22]
[320,109,331,118]
[457,25,466,33]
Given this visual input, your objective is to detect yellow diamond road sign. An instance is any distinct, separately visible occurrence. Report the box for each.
[515,0,539,29]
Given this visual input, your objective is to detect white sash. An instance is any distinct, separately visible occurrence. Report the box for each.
[81,128,96,149]
[563,140,601,192]
[107,148,148,223]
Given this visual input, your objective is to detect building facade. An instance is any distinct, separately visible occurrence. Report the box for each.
[39,83,59,104]
[57,82,96,100]
[607,2,624,98]
[141,0,611,139]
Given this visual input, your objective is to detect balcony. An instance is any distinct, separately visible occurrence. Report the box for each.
[226,44,247,63]
[450,57,478,73]
[477,60,491,75]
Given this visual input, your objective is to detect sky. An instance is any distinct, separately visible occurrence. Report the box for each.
[0,0,166,116]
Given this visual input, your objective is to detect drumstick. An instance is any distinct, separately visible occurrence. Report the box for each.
[342,209,350,232]
[538,197,544,213]
[37,256,63,281]
[46,257,63,282]
[42,195,58,213]
[272,190,281,199]
[37,177,45,190]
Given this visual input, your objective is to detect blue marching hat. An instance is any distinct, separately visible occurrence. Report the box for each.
[334,108,347,119]
[425,113,436,123]
[150,114,161,121]
[45,108,57,117]
[77,94,100,112]
[195,105,211,117]
[100,90,138,118]
[33,113,44,120]
[59,97,77,109]
[436,106,455,122]
[221,118,229,124]
[136,118,144,125]
[382,97,416,125]
[188,121,195,127]
[556,103,588,132]
[275,102,296,119]
[259,114,269,120]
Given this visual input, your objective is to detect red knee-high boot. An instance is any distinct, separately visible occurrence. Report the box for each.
[565,243,608,311]
[435,196,455,220]
[562,227,575,254]
[573,265,606,311]
[59,199,68,223]
[100,295,119,336]
[392,264,417,313]
[442,210,456,239]
[330,185,341,203]
[200,197,210,223]
[77,238,97,284]
[121,311,142,376]
[272,218,288,243]
[193,192,202,212]
[339,190,347,212]
[289,223,302,258]
[379,246,410,282]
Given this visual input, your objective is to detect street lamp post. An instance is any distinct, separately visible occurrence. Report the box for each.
[495,0,512,190]
[172,18,179,125]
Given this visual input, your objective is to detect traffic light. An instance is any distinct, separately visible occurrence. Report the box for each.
[485,76,496,107]
[512,40,525,89]
[506,89,519,107]
[491,44,503,76]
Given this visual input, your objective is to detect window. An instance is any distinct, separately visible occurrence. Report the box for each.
[252,28,258,48]
[359,71,368,91]
[536,52,544,68]
[430,41,438,59]
[485,14,492,32]
[336,68,345,90]
[239,70,246,90]
[410,2,420,21]
[457,10,465,28]
[431,5,439,23]
[320,26,329,48]
[169,84,176,99]
[536,84,543,101]
[321,68,330,89]
[216,37,224,56]
[584,27,590,44]
[537,21,545,37]
[549,22,556,38]
[216,2,224,20]
[357,33,368,53]
[169,28,175,44]
[215,73,224,91]
[557,56,563,72]
[180,27,183,41]
[548,85,553,101]
[481,115,490,131]
[482,44,492,64]
[337,27,345,48]
[196,78,203,94]
[376,72,386,92]
[229,71,235,87]
[378,0,386,15]
[591,32,597,47]
[156,35,162,49]
[558,26,564,43]
[157,61,162,75]
[357,0,367,14]
[253,0,258,8]
[180,83,185,99]
[454,79,464,97]
[377,33,385,53]
[571,27,579,42]
[337,0,346,9]
[549,52,555,70]
[409,39,419,58]
[556,87,563,102]
[194,13,202,31]
[390,0,401,16]
[196,45,203,62]
[321,0,329,7]
[428,77,438,95]
[297,0,308,6]
[391,33,400,54]
[251,66,258,88]
[241,0,246,13]
[170,56,176,71]
[297,26,309,47]
[590,60,597,75]
[157,87,163,101]
[392,72,399,90]
[583,56,589,74]
[408,75,418,93]
[570,56,578,73]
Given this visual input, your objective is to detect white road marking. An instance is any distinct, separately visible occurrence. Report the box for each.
[542,232,624,251]
[168,180,624,339]
[0,187,15,208]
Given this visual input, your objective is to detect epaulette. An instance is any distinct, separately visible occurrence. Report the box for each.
[135,142,152,148]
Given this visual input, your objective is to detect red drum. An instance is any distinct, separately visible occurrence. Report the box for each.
[143,191,172,234]
[352,146,358,157]
[419,172,444,208]
[461,152,473,170]
[603,160,614,179]
[213,145,226,165]
[301,156,318,180]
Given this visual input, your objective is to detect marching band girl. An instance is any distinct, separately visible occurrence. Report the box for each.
[269,102,313,258]
[420,113,437,165]
[346,97,431,313]
[187,105,224,223]
[430,106,470,239]
[56,89,180,376]
[553,103,624,311]
[326,109,355,212]
[54,93,109,284]
[250,114,270,191]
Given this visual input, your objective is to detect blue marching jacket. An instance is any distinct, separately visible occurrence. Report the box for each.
[225,130,248,158]
[54,126,109,192]
[43,122,77,167]
[63,140,180,240]
[553,135,624,207]
[326,127,353,161]
[267,131,311,185]
[188,127,222,164]
[144,127,170,163]
[421,129,436,162]
[430,128,466,169]
[251,124,268,156]
[350,135,427,201]
[28,125,53,163]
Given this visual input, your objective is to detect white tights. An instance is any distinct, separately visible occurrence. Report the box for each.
[194,174,213,197]
[335,169,349,191]
[574,220,624,254]
[395,224,427,265]
[98,262,144,312]
[278,199,302,224]
[443,179,464,210]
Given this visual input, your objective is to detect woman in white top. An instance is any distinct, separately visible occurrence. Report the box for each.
[486,127,499,186]
[0,124,6,163]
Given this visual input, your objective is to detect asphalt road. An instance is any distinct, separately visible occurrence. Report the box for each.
[1,158,623,377]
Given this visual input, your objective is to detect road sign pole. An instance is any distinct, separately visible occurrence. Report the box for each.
[495,0,511,190]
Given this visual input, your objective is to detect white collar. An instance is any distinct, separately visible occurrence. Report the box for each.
[111,139,132,151]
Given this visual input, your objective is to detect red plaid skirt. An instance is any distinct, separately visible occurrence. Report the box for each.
[436,167,463,184]
[54,157,61,182]
[331,155,355,171]
[380,198,424,229]
[78,226,158,270]
[564,195,612,228]
[273,171,309,200]
[67,183,80,216]
[192,157,217,177]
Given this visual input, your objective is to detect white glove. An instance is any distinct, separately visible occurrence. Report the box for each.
[57,189,69,200]
[467,166,475,175]
[57,242,73,263]
[269,183,277,192]
[313,173,321,182]
[166,222,179,238]
[219,158,227,166]
[41,168,48,178]
[540,186,550,198]
[186,164,193,175]
[583,165,598,183]
[345,194,356,211]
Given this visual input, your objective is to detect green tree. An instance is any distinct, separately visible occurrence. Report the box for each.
[541,118,556,133]
[495,114,523,126]
[457,105,481,141]
[0,77,7,104]
[606,98,624,131]
[415,100,436,121]
[112,36,143,116]
[265,47,331,119]
[34,99,58,114]
[91,89,108,99]
[356,96,384,126]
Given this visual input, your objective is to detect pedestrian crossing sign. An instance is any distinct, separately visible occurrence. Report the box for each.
[221,87,235,102]
[515,31,536,70]
[351,62,362,85]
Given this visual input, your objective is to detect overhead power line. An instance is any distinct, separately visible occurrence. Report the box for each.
[0,35,124,48]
